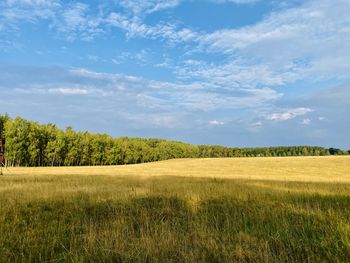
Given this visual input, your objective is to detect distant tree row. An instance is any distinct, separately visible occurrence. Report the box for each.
[0,115,348,167]
[197,145,333,158]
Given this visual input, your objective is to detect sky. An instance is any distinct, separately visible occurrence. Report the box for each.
[0,0,349,149]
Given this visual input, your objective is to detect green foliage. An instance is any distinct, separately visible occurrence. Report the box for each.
[0,114,9,137]
[197,145,332,158]
[329,147,347,155]
[0,114,346,167]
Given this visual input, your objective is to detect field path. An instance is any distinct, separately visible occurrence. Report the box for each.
[3,156,350,183]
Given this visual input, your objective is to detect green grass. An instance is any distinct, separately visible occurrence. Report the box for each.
[1,170,350,262]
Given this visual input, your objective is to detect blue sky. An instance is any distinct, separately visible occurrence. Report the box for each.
[0,0,349,149]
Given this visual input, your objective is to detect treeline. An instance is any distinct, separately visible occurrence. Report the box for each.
[0,115,348,167]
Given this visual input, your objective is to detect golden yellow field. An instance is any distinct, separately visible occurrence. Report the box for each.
[1,156,350,262]
[4,156,350,182]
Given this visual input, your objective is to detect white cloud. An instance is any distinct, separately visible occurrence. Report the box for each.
[118,0,258,17]
[0,0,59,29]
[209,120,225,126]
[119,0,180,16]
[251,121,262,127]
[0,65,282,115]
[155,56,173,68]
[266,107,312,121]
[1,0,349,132]
[0,0,104,41]
[301,118,311,125]
[97,0,350,87]
[48,88,89,95]
[198,0,350,82]
[111,50,149,65]
[69,68,281,111]
[111,59,121,65]
[211,0,260,4]
[228,0,259,3]
[176,59,300,88]
[52,3,104,41]
[106,12,199,43]
[122,112,181,128]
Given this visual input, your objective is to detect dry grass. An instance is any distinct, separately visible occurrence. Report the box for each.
[1,156,350,262]
[4,156,350,182]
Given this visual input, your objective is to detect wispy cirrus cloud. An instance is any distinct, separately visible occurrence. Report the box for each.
[118,0,259,17]
[0,0,104,41]
[266,108,313,121]
[106,12,199,43]
[0,0,261,43]
[0,65,281,115]
[1,0,349,147]
[175,59,301,89]
[69,68,281,111]
[52,2,104,41]
[0,0,60,30]
[1,0,348,111]
[48,88,89,95]
[104,0,350,94]
[119,0,181,16]
[211,0,261,4]
[198,0,350,82]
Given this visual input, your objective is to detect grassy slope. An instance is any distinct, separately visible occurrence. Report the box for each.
[1,156,350,262]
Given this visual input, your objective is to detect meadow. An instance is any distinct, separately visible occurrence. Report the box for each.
[1,156,350,262]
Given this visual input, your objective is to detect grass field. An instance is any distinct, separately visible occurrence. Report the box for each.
[1,156,350,262]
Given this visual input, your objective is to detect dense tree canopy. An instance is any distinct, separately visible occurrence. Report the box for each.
[0,115,348,167]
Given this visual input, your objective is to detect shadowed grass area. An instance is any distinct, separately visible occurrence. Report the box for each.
[1,173,350,262]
